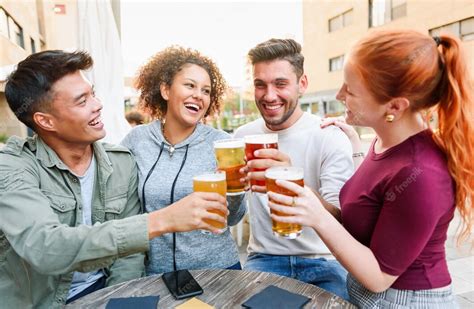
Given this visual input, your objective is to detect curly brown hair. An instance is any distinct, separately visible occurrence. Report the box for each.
[135,46,227,120]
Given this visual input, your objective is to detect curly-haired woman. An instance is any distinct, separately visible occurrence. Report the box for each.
[121,46,246,275]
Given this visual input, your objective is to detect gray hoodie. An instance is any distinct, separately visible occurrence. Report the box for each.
[121,120,246,274]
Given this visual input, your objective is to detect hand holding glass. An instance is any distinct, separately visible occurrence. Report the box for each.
[193,171,227,232]
[265,166,304,239]
[244,134,279,187]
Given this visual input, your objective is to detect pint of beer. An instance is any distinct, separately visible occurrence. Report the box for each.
[193,171,227,231]
[214,139,246,195]
[244,134,278,187]
[265,166,304,239]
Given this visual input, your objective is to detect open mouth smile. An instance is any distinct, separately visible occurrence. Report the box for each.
[88,115,102,126]
[184,103,201,113]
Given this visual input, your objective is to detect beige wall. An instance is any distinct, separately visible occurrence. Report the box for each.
[49,0,78,49]
[0,0,78,138]
[0,0,41,137]
[0,0,37,66]
[302,0,474,96]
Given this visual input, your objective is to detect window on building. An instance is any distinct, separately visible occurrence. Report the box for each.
[2,8,24,49]
[30,37,36,53]
[391,0,407,19]
[430,17,474,42]
[9,17,24,48]
[325,100,345,117]
[329,15,343,32]
[329,9,353,32]
[461,18,474,41]
[430,23,459,37]
[0,7,8,37]
[301,103,310,113]
[369,0,407,27]
[329,55,344,72]
[343,9,354,26]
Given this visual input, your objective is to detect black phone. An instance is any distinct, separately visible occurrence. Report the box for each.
[162,270,204,300]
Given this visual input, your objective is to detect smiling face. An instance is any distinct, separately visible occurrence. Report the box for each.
[161,64,211,128]
[37,71,105,145]
[336,61,385,127]
[253,59,307,131]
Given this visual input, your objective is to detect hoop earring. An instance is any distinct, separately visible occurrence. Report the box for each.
[385,114,395,122]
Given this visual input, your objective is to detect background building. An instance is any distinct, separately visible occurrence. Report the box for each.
[0,0,123,143]
[301,0,474,120]
[0,0,79,140]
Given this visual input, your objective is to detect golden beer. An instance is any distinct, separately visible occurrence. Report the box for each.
[265,166,304,239]
[244,134,278,187]
[214,139,246,195]
[193,172,227,230]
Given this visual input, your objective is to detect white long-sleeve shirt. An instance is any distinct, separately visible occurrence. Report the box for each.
[234,112,353,258]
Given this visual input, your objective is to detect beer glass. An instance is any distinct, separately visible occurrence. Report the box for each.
[265,166,304,239]
[214,138,246,195]
[244,134,278,187]
[193,171,227,232]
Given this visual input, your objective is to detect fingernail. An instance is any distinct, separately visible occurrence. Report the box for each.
[254,150,259,156]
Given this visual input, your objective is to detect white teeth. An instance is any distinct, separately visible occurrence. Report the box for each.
[184,103,200,111]
[89,116,101,126]
[184,103,199,110]
[265,104,282,110]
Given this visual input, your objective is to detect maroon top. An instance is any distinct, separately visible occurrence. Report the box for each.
[340,129,455,290]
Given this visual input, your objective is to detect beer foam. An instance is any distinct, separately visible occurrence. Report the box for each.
[193,172,226,182]
[214,138,244,149]
[244,134,278,144]
[265,166,304,181]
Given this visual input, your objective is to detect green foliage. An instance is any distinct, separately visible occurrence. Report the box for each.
[210,91,260,133]
[0,133,8,144]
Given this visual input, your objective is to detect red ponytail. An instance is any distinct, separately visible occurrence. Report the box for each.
[434,35,474,245]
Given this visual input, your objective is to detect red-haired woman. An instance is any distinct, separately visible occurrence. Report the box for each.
[267,30,473,307]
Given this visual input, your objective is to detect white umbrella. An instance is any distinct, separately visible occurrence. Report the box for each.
[77,0,131,144]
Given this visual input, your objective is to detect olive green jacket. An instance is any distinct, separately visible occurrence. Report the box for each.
[0,136,149,308]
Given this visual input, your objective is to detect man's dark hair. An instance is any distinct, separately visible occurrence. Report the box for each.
[5,50,93,130]
[248,38,304,79]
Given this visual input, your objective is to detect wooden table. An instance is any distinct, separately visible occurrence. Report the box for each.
[67,269,356,308]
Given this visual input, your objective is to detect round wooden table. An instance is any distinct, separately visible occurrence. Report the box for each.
[67,269,356,308]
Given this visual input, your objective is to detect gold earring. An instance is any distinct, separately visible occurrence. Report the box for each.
[385,114,395,122]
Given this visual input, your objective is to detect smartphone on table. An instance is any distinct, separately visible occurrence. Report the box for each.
[162,269,203,300]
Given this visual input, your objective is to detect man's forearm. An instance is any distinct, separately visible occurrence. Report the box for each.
[310,189,341,221]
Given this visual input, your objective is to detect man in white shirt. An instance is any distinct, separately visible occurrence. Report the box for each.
[234,38,353,300]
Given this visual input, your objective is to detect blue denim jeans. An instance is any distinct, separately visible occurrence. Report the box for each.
[227,262,242,270]
[244,253,349,301]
